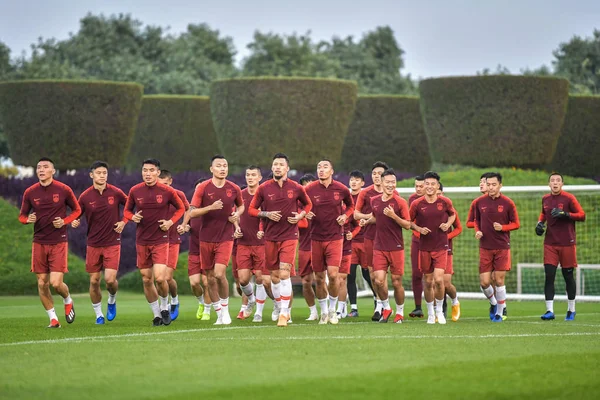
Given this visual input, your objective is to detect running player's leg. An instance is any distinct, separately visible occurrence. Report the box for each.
[89,272,104,324]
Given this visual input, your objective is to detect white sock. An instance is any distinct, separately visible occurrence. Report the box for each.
[328,295,338,312]
[63,295,72,305]
[272,282,281,308]
[212,301,222,317]
[149,300,161,318]
[241,283,256,303]
[481,285,497,305]
[382,298,391,310]
[46,307,58,321]
[108,293,117,305]
[568,299,576,312]
[375,300,383,312]
[309,304,318,315]
[337,301,345,314]
[495,286,506,316]
[546,300,554,313]
[171,295,179,305]
[426,301,435,317]
[220,297,229,310]
[197,296,204,305]
[159,296,169,311]
[318,298,328,314]
[451,296,459,306]
[92,302,103,318]
[396,303,404,316]
[435,298,444,314]
[280,279,292,315]
[239,304,247,313]
[256,284,267,316]
[351,304,357,310]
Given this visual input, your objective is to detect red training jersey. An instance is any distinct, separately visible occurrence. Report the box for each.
[248,178,312,242]
[408,193,423,241]
[124,182,185,245]
[78,184,128,247]
[168,189,190,244]
[474,194,520,250]
[466,195,483,229]
[355,185,383,240]
[447,210,463,255]
[238,188,265,247]
[350,193,365,243]
[188,217,202,256]
[19,180,82,244]
[539,191,585,246]
[409,196,455,252]
[305,179,354,242]
[371,194,410,252]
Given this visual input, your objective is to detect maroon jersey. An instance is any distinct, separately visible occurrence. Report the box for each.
[248,178,312,242]
[355,185,383,240]
[343,216,359,255]
[238,188,265,247]
[78,184,128,247]
[539,191,586,246]
[190,179,243,243]
[447,211,463,255]
[168,189,190,244]
[409,196,455,252]
[188,217,202,256]
[305,180,354,241]
[371,194,410,252]
[19,180,82,244]
[466,195,484,229]
[350,193,365,243]
[474,194,520,250]
[298,218,312,252]
[124,182,185,245]
[408,193,423,242]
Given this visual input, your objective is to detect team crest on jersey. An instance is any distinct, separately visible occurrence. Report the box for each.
[287,190,294,199]
[108,196,114,205]
[226,189,232,198]
[437,202,443,211]
[53,194,59,203]
[156,195,163,204]
[334,192,340,201]
[498,205,504,212]
[558,203,564,210]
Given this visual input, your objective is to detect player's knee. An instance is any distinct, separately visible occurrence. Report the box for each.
[105,276,117,286]
[37,280,49,291]
[50,280,62,291]
[374,277,385,287]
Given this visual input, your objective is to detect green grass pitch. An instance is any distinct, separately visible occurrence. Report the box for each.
[1,293,599,399]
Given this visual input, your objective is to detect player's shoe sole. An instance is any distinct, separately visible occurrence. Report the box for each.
[47,319,61,328]
[541,311,555,320]
[107,303,117,321]
[161,310,171,326]
[65,302,75,324]
[95,316,105,325]
[409,308,424,318]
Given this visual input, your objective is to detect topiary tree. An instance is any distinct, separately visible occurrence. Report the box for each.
[0,80,143,169]
[340,95,430,174]
[210,77,358,170]
[550,95,600,178]
[419,76,569,168]
[127,95,219,172]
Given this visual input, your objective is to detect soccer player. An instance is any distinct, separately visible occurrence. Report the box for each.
[19,157,82,328]
[408,175,426,318]
[71,161,127,324]
[438,183,462,322]
[298,174,319,321]
[235,166,271,322]
[248,153,312,327]
[346,170,375,318]
[473,172,520,322]
[366,169,411,323]
[305,159,354,325]
[157,170,190,321]
[188,155,244,325]
[536,173,586,321]
[410,171,456,325]
[354,161,389,321]
[177,178,211,320]
[124,158,185,326]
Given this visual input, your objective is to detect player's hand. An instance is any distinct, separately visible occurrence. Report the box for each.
[359,218,368,227]
[176,224,189,234]
[233,228,243,239]
[257,230,264,240]
[475,231,483,240]
[551,208,570,219]
[228,211,240,224]
[210,199,224,211]
[346,232,353,240]
[158,219,173,231]
[535,222,545,236]
[288,212,304,224]
[267,211,282,222]
[383,205,396,219]
[336,214,348,225]
[26,212,37,224]
[132,210,143,223]
[416,226,431,236]
[493,222,503,231]
[52,217,65,228]
[439,222,451,232]
[71,219,80,228]
[306,211,316,220]
[113,221,125,233]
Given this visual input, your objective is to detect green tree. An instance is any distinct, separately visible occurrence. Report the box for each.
[552,30,600,94]
[0,41,12,79]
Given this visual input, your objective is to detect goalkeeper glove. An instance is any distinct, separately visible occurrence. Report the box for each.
[535,222,545,236]
[551,208,570,219]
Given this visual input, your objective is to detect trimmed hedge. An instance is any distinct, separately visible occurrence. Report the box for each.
[550,96,600,178]
[0,80,143,169]
[127,95,219,172]
[419,76,569,168]
[210,77,358,170]
[340,95,430,174]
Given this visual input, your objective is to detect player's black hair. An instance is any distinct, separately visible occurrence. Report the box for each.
[548,172,564,182]
[38,157,55,167]
[371,161,389,171]
[240,184,248,190]
[193,178,206,187]
[318,158,334,168]
[246,165,262,174]
[381,169,397,179]
[480,172,493,180]
[211,154,227,164]
[349,170,365,181]
[273,152,290,166]
[423,171,441,182]
[439,182,444,191]
[142,158,160,168]
[159,169,172,179]
[487,172,503,183]
[299,173,317,185]
[89,161,108,171]
[414,175,425,181]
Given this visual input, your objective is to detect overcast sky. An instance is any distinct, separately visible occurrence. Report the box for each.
[1,0,598,78]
